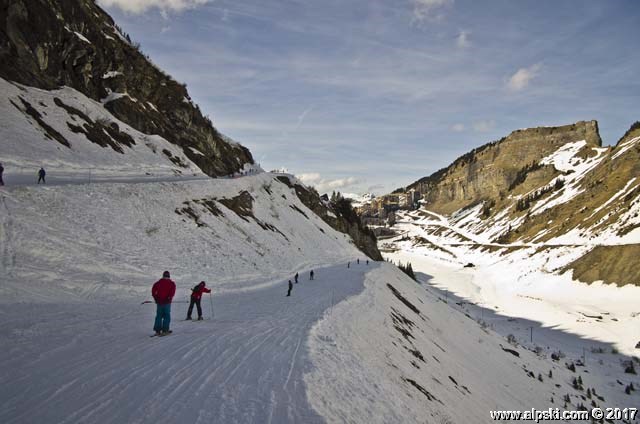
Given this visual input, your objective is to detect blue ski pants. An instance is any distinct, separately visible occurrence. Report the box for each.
[154,304,171,332]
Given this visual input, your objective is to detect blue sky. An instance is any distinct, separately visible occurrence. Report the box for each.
[99,0,639,195]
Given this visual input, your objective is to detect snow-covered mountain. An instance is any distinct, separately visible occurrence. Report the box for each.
[4,174,637,423]
[1,1,639,423]
[1,0,252,176]
[379,120,640,366]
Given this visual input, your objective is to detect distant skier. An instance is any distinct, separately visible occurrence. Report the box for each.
[37,167,46,184]
[0,162,4,186]
[186,281,211,321]
[152,271,176,336]
[347,262,350,268]
[366,260,369,265]
[310,270,314,280]
[286,280,293,297]
[357,258,360,265]
[294,272,299,284]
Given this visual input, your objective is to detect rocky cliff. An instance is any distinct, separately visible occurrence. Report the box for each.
[388,120,640,286]
[277,176,383,261]
[409,121,602,215]
[0,0,252,176]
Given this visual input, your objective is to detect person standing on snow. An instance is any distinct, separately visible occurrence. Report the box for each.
[310,270,314,280]
[37,167,46,184]
[186,281,211,320]
[286,280,293,297]
[152,271,176,336]
[0,163,4,186]
[357,258,360,265]
[294,272,299,284]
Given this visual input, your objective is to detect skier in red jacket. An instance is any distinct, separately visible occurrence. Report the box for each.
[152,271,176,336]
[186,281,211,321]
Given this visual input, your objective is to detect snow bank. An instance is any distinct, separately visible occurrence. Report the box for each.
[0,77,201,177]
[0,173,363,303]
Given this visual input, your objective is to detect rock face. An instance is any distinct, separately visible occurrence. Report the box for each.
[392,120,640,286]
[0,0,252,176]
[409,121,602,214]
[277,176,383,261]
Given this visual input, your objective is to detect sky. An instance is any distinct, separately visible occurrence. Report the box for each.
[98,0,640,195]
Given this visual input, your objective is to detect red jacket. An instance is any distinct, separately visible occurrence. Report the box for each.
[191,283,211,300]
[152,278,176,305]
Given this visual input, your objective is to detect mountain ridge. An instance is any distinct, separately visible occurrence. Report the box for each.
[0,0,252,176]
[379,119,640,287]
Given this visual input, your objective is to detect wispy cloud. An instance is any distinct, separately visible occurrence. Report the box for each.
[473,120,496,132]
[411,0,454,22]
[107,0,640,196]
[507,63,542,92]
[297,173,359,193]
[456,30,470,48]
[98,0,210,15]
[293,106,314,132]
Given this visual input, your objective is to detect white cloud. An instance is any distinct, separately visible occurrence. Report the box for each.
[472,120,495,132]
[450,123,465,132]
[411,0,454,22]
[507,63,542,92]
[456,30,470,48]
[297,173,359,193]
[98,0,210,15]
[297,173,322,185]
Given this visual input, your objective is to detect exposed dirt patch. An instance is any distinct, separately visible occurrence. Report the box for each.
[387,284,421,315]
[14,97,69,147]
[289,204,309,219]
[403,378,442,403]
[563,244,640,287]
[162,149,188,168]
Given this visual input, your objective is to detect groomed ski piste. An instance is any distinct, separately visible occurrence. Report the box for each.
[4,170,639,423]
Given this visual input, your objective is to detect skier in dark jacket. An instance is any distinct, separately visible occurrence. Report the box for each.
[152,271,176,336]
[294,272,299,284]
[187,281,211,320]
[37,167,46,184]
[310,270,314,280]
[0,163,4,186]
[286,280,293,297]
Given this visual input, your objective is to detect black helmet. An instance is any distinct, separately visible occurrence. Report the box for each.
[163,271,170,278]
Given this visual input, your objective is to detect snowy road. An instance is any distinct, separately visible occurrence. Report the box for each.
[0,172,211,187]
[0,262,373,424]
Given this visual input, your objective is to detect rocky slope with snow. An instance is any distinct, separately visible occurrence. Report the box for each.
[0,0,252,176]
[396,120,640,287]
[3,176,637,423]
[1,1,638,422]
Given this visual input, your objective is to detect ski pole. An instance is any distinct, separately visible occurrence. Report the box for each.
[141,300,189,305]
[209,292,214,319]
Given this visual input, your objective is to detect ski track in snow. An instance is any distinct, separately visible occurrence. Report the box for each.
[0,262,372,424]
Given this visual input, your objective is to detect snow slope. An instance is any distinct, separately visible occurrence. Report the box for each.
[308,262,640,423]
[0,262,366,424]
[4,171,638,423]
[0,77,202,177]
[0,173,362,302]
[383,210,640,355]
